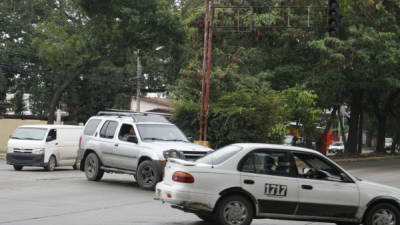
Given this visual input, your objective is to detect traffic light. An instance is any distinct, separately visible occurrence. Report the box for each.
[328,0,340,37]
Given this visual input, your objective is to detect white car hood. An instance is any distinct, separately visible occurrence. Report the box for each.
[140,141,213,152]
[8,139,45,149]
[358,179,400,199]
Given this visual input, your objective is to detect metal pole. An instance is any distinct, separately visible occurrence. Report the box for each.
[200,0,210,141]
[136,50,142,113]
[203,0,215,141]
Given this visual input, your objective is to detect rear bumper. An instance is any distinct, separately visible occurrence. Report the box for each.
[6,153,46,167]
[155,182,214,213]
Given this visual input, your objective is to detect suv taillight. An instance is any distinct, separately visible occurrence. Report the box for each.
[172,171,194,183]
[78,136,82,150]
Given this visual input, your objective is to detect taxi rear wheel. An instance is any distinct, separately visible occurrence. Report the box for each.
[365,203,399,225]
[216,195,253,225]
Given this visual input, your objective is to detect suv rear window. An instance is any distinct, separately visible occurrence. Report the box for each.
[83,119,101,136]
[100,121,118,139]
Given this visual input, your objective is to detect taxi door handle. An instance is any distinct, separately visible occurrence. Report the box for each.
[301,185,313,190]
[244,179,254,185]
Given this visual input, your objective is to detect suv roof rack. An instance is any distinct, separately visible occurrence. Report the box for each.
[97,109,171,123]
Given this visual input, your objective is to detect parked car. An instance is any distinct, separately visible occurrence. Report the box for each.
[328,141,344,154]
[155,143,400,225]
[385,138,393,150]
[76,110,213,190]
[6,125,83,171]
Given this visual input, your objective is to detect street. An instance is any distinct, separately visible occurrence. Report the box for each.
[0,158,399,225]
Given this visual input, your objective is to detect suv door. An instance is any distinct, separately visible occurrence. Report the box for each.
[238,149,299,217]
[293,152,359,220]
[113,124,140,170]
[97,120,119,167]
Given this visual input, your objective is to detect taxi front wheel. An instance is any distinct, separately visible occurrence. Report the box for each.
[216,195,254,225]
[365,203,399,225]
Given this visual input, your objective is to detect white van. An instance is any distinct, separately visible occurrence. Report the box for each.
[6,125,83,171]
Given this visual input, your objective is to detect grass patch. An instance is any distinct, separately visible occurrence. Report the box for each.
[0,149,6,154]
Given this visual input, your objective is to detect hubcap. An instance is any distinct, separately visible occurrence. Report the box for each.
[223,201,248,225]
[141,166,155,185]
[49,157,55,170]
[372,209,396,225]
[86,157,97,177]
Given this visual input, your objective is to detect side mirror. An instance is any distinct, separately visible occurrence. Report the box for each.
[127,136,138,144]
[46,136,54,142]
[187,137,194,142]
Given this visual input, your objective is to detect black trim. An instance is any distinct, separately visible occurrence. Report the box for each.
[6,153,45,167]
[258,200,297,214]
[297,202,358,218]
[367,196,400,208]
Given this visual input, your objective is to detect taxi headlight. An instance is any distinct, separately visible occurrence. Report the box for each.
[7,147,14,153]
[32,148,45,155]
[163,150,182,160]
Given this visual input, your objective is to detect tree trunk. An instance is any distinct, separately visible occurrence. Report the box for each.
[337,107,346,151]
[376,115,386,153]
[47,72,79,124]
[357,111,363,154]
[346,90,363,154]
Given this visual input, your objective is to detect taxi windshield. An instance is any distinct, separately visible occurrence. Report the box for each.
[10,128,48,141]
[197,145,242,165]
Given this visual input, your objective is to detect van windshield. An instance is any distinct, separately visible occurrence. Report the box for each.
[10,128,47,140]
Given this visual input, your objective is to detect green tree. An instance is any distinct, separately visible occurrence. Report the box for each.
[10,90,26,117]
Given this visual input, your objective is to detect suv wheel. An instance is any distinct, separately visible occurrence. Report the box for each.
[137,160,159,190]
[84,153,104,181]
[13,165,23,171]
[216,195,253,225]
[365,203,399,225]
[45,156,56,171]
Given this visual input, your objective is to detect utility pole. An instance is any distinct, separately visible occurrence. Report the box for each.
[136,50,142,113]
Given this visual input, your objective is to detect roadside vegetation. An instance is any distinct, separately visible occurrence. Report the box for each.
[1,0,400,152]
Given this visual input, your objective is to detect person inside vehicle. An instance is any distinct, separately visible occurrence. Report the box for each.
[122,127,136,141]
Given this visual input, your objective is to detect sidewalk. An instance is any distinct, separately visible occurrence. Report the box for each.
[0,153,5,160]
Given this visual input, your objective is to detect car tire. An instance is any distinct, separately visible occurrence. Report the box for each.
[72,164,77,170]
[196,213,215,222]
[216,195,254,225]
[13,165,23,171]
[365,203,400,225]
[45,155,56,171]
[84,153,104,181]
[136,160,160,190]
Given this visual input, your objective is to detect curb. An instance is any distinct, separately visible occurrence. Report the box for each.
[0,153,5,160]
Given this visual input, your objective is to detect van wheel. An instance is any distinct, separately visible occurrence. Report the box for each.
[137,160,159,190]
[45,156,56,171]
[13,165,23,171]
[365,203,399,225]
[72,164,77,170]
[84,153,104,181]
[216,195,253,225]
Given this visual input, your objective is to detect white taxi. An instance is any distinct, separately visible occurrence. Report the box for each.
[155,143,400,225]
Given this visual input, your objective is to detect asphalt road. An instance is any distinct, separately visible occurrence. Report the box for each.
[0,158,399,225]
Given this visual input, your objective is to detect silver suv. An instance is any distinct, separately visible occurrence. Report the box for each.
[76,110,213,190]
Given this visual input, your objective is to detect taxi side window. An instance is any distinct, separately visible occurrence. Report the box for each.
[293,152,345,182]
[239,150,293,176]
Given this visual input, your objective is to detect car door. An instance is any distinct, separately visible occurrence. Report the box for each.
[239,149,299,217]
[293,152,360,220]
[113,123,140,170]
[97,120,119,167]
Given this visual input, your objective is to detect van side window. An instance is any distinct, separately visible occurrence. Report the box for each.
[99,121,118,139]
[47,129,57,141]
[84,119,101,136]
